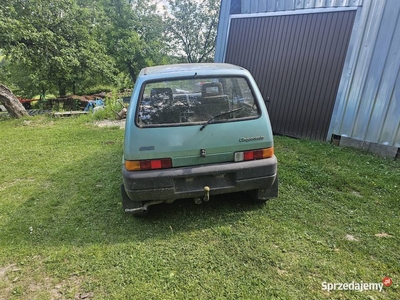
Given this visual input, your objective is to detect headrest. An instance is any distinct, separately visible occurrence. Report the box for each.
[150,88,173,100]
[201,82,223,97]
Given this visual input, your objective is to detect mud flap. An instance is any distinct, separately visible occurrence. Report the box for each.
[250,174,279,202]
[121,184,148,216]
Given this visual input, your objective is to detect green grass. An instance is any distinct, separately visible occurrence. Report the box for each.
[0,116,399,299]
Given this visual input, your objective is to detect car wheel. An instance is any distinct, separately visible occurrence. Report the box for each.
[121,184,148,217]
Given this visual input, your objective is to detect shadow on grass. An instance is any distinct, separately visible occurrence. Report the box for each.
[3,144,267,248]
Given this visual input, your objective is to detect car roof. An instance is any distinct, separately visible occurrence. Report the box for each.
[140,63,245,77]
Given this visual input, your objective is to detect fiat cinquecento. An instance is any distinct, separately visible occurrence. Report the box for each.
[121,63,278,216]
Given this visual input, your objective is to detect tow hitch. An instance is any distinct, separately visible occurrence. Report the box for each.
[194,186,211,204]
[203,186,210,201]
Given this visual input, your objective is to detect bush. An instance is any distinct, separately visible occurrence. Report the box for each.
[76,85,114,96]
[88,89,127,121]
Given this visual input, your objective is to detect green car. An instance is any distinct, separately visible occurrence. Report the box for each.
[122,63,278,216]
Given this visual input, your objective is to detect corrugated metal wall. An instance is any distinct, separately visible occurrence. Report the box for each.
[241,0,363,13]
[224,10,356,140]
[215,0,399,150]
[328,0,400,147]
[215,0,362,62]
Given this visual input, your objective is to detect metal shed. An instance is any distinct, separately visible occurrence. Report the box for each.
[215,0,400,157]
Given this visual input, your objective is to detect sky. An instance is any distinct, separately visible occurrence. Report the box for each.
[153,0,168,13]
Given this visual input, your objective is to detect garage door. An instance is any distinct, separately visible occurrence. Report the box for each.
[225,10,356,140]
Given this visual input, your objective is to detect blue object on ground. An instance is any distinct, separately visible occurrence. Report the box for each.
[84,99,104,111]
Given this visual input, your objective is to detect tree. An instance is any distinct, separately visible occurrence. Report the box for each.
[102,0,167,82]
[0,0,116,97]
[0,0,170,98]
[165,0,220,63]
[0,84,29,118]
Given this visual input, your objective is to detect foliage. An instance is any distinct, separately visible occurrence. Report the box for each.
[165,0,221,63]
[101,0,168,82]
[0,0,222,99]
[0,0,170,97]
[76,85,114,96]
[0,118,399,299]
[0,0,117,97]
[0,57,16,91]
[90,89,127,120]
[0,0,222,98]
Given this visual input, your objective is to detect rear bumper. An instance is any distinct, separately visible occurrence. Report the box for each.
[122,156,278,202]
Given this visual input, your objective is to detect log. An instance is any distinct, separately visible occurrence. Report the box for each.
[0,84,29,118]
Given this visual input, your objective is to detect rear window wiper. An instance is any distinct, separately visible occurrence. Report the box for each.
[200,107,243,131]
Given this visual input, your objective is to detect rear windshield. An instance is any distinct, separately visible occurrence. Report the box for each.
[136,76,260,126]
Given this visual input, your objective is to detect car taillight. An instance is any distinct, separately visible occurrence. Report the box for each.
[234,147,274,162]
[125,158,172,171]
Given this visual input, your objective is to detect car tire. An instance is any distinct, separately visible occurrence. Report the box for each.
[121,184,148,217]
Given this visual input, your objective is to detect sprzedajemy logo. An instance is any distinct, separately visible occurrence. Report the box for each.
[322,277,393,292]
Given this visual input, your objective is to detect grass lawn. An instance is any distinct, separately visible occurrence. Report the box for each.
[0,116,399,299]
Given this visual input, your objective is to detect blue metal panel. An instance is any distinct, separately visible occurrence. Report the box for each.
[214,0,231,63]
[306,0,317,9]
[266,0,277,11]
[351,2,393,140]
[329,0,400,147]
[240,0,361,13]
[365,5,400,145]
[378,66,400,147]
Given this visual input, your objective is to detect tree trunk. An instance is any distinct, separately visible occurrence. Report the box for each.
[0,84,29,118]
[127,62,137,83]
[41,87,46,100]
[58,81,66,97]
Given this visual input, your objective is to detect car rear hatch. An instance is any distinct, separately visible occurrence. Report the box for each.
[124,74,274,170]
[125,119,273,168]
